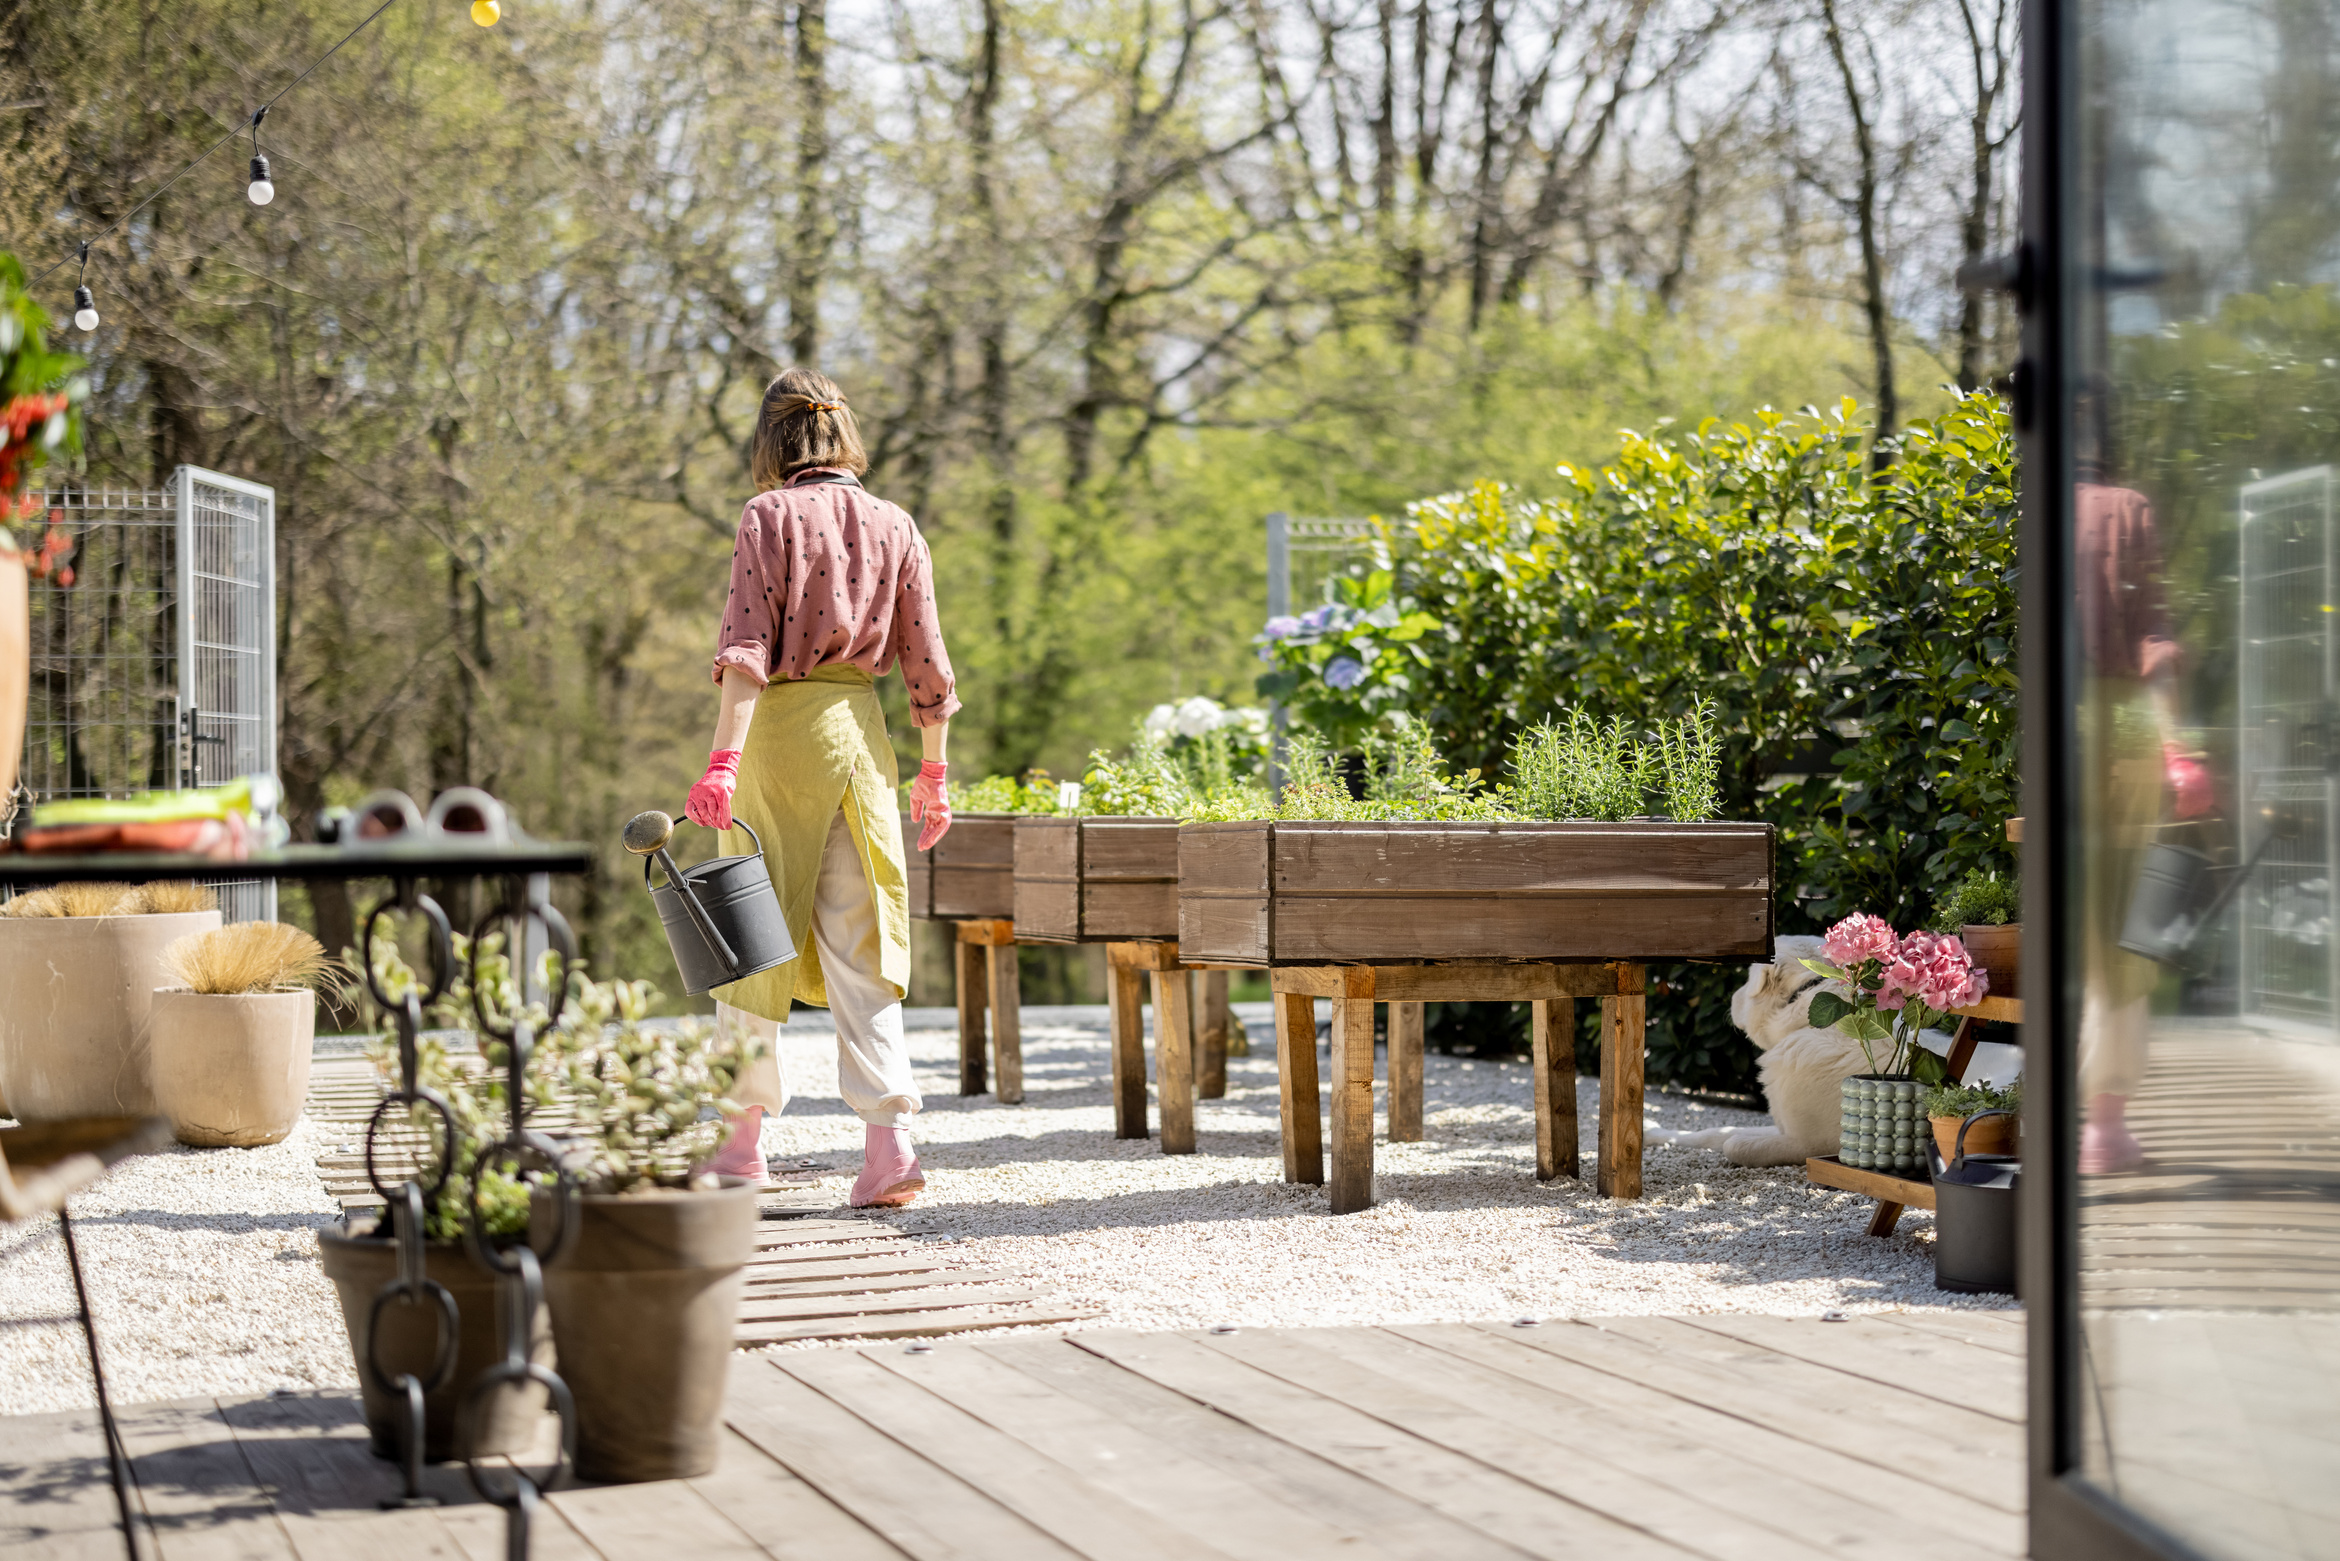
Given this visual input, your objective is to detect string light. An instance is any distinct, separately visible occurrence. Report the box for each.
[472,0,499,23]
[246,107,275,206]
[72,245,99,333]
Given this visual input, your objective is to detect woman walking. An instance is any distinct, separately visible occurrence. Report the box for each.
[683,368,957,1208]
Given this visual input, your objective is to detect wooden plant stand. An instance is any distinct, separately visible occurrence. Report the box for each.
[1271,961,1648,1215]
[1806,993,2024,1236]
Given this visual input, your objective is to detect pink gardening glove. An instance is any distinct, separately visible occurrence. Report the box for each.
[686,750,743,831]
[910,760,951,851]
[2164,743,2213,821]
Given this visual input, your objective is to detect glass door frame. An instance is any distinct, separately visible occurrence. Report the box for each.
[2018,2,2240,1555]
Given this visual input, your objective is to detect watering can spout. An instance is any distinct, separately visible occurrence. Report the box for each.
[623,810,675,856]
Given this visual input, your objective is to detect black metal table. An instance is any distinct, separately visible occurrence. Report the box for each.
[1,836,597,1561]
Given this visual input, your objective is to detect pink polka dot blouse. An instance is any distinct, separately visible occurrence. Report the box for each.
[710,468,961,727]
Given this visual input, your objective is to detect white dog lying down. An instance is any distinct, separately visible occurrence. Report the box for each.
[1647,934,1949,1168]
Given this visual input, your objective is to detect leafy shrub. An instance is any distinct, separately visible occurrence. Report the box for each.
[1388,394,2017,1093]
[1929,869,2020,932]
[1254,567,1442,751]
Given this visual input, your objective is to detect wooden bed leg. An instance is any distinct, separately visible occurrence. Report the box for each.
[1194,970,1229,1100]
[954,928,988,1097]
[1531,996,1578,1180]
[1329,982,1377,1213]
[987,940,1023,1105]
[1207,970,1249,1057]
[1598,968,1646,1200]
[1387,1001,1425,1142]
[1274,990,1323,1184]
[1867,1200,1906,1238]
[1107,960,1149,1138]
[1153,969,1197,1154]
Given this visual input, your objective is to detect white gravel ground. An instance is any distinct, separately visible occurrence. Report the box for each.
[0,1113,354,1414]
[1,1000,2012,1411]
[756,1001,2018,1346]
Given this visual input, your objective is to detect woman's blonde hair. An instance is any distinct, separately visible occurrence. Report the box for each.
[749,368,869,489]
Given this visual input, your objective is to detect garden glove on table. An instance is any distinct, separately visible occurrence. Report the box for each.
[910,760,951,851]
[687,750,743,831]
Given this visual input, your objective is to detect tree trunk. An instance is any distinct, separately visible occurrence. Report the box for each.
[1820,0,1896,454]
[788,0,831,364]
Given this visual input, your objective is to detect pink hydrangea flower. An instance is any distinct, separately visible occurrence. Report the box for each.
[1822,912,1898,969]
[1878,930,1988,1013]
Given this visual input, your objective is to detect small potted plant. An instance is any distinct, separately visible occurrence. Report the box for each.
[0,881,221,1120]
[149,921,345,1146]
[318,929,558,1463]
[1922,1077,2021,1161]
[1931,869,2019,999]
[535,977,762,1484]
[1804,914,1988,1174]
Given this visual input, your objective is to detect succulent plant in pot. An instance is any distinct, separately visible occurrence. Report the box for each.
[317,927,562,1464]
[531,975,764,1485]
[0,881,221,1120]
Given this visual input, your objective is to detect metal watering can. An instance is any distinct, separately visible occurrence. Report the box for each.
[623,810,795,995]
[1929,1109,2020,1296]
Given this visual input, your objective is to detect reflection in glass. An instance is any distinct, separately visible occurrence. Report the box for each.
[2070,1,2340,1556]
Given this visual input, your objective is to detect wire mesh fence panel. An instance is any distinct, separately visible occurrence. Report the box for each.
[2239,466,2336,1024]
[15,471,276,923]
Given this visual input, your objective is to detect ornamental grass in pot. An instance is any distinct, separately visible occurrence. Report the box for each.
[149,922,343,1146]
[532,976,762,1485]
[1805,914,1990,1175]
[318,930,558,1463]
[0,881,221,1120]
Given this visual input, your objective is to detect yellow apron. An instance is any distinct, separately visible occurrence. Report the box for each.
[714,666,911,1022]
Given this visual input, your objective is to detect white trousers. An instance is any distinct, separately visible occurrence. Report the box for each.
[717,809,921,1129]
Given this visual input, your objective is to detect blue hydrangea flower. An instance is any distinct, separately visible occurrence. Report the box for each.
[1261,614,1302,640]
[1323,656,1366,690]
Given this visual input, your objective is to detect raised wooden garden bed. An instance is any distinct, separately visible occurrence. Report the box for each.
[1178,819,1775,964]
[902,811,1017,921]
[1012,817,1181,943]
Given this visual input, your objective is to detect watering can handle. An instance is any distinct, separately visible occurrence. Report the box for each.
[1951,1108,2017,1174]
[641,816,763,980]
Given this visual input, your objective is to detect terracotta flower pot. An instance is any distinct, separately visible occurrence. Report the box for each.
[1961,922,2020,1000]
[535,1182,757,1483]
[1932,1112,2019,1162]
[149,989,316,1146]
[318,1223,556,1463]
[0,910,222,1120]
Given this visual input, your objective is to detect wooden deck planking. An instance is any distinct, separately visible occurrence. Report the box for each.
[5,1318,2024,1561]
[1675,1313,2026,1425]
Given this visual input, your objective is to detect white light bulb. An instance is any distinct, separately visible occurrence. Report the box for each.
[248,154,274,207]
[72,285,98,332]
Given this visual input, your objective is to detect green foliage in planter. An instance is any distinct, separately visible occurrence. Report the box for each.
[948,772,1068,814]
[1079,723,1276,819]
[1385,393,2016,1093]
[1922,1077,2022,1121]
[1928,869,2020,933]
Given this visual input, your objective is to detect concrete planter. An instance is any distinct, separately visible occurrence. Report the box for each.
[534,1182,757,1482]
[318,1224,555,1463]
[0,911,222,1120]
[149,989,316,1146]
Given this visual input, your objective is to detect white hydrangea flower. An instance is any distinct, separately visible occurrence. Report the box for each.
[1226,706,1270,735]
[1142,702,1179,737]
[1173,694,1225,738]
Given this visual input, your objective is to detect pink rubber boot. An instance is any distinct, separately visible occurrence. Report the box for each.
[850,1124,924,1208]
[702,1106,768,1184]
[2079,1093,2145,1175]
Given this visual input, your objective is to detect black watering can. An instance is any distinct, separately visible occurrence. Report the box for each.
[624,810,795,995]
[1929,1109,2020,1296]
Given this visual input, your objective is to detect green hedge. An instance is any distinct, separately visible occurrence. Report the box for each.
[1389,393,2020,1093]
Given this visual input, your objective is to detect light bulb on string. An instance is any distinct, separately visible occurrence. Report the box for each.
[246,107,274,207]
[71,245,98,332]
[472,0,499,25]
